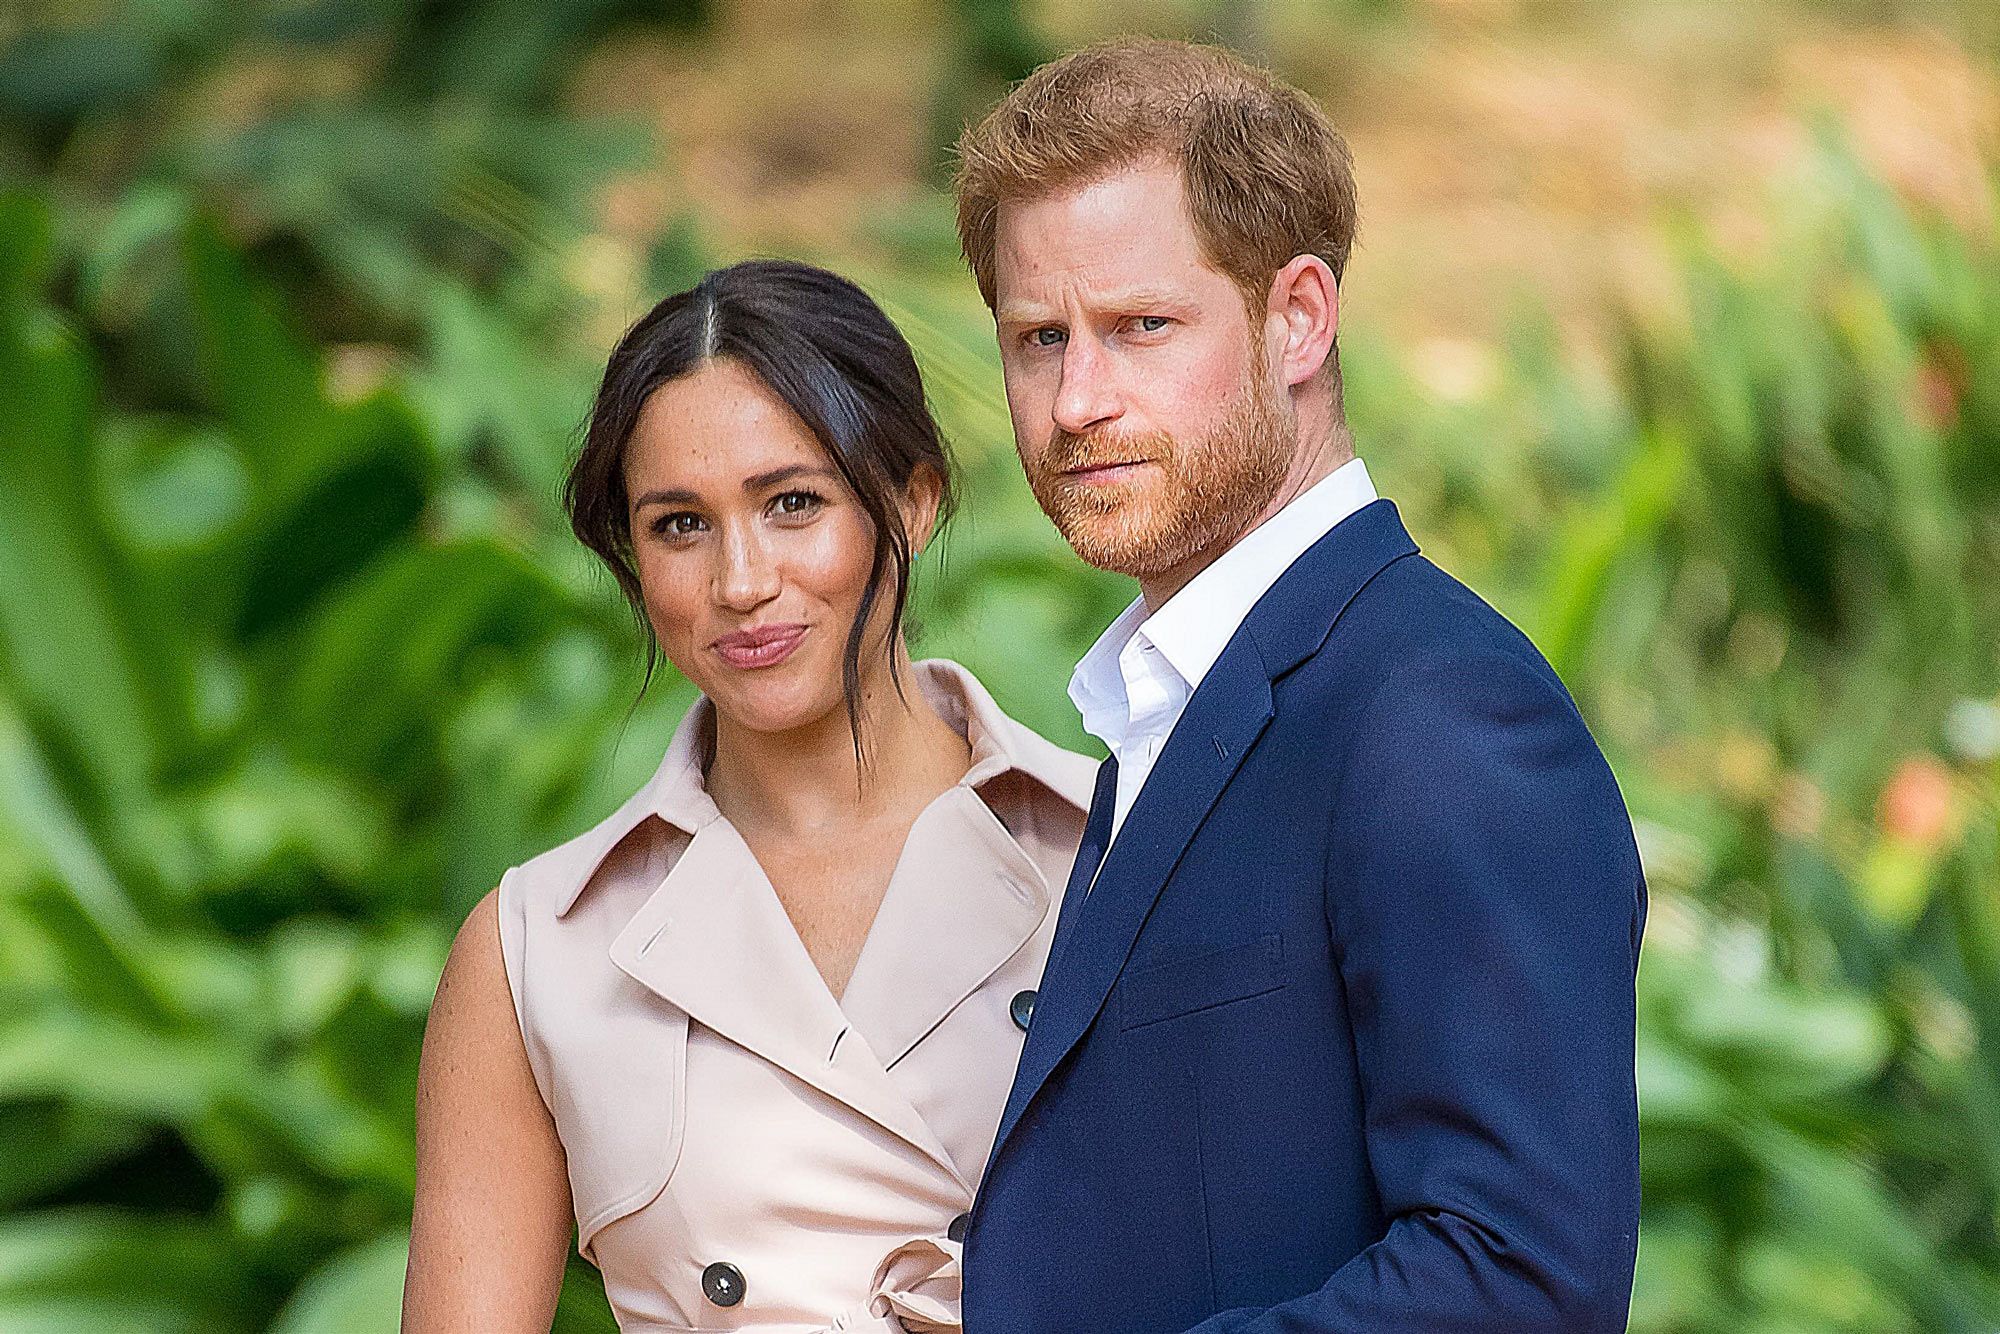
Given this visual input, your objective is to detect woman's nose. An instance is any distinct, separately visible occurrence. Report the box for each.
[713,525,781,611]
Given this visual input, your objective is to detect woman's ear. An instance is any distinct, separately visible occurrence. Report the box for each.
[901,462,946,555]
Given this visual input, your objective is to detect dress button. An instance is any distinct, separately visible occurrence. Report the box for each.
[702,1261,745,1307]
[1010,989,1037,1031]
[947,1212,971,1243]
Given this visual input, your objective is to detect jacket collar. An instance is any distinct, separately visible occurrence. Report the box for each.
[990,499,1421,1166]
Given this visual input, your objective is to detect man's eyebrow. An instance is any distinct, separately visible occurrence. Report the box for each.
[1100,287,1195,311]
[996,302,1056,328]
[997,289,1194,325]
[630,465,840,510]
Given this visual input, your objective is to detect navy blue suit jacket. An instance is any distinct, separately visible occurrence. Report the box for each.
[962,500,1645,1332]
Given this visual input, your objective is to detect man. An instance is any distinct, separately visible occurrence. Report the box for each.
[951,38,1645,1333]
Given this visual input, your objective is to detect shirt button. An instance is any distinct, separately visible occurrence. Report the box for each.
[1010,989,1037,1031]
[947,1212,971,1243]
[702,1261,746,1307]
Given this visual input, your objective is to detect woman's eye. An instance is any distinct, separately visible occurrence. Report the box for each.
[652,512,705,538]
[771,490,825,517]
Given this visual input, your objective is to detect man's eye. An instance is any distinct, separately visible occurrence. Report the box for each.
[1031,327,1066,347]
[652,512,704,537]
[771,490,824,517]
[1134,315,1170,333]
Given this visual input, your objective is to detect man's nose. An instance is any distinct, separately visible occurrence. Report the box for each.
[714,524,781,612]
[1052,337,1121,437]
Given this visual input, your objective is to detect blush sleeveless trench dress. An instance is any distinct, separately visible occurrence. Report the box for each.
[496,659,1094,1332]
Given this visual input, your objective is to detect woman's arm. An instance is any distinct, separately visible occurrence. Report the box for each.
[404,888,573,1333]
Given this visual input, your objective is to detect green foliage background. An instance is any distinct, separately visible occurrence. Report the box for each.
[2,2,1998,1331]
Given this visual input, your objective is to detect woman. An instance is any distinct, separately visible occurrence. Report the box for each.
[403,260,1093,1333]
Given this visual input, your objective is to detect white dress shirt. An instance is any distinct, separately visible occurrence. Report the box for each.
[1068,457,1379,849]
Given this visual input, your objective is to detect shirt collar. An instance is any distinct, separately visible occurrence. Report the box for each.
[1067,456,1378,725]
[1066,595,1151,752]
[555,657,1092,916]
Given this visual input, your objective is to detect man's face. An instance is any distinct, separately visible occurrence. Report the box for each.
[992,159,1294,587]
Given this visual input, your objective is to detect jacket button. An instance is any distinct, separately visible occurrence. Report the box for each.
[1010,989,1037,1031]
[947,1212,971,1243]
[702,1261,745,1307]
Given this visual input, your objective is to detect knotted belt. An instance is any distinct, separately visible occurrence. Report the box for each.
[823,1234,960,1334]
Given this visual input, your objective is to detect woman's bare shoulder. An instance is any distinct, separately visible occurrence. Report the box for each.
[422,888,530,1102]
[405,888,570,1332]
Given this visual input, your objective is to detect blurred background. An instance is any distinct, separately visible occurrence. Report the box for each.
[1,0,1997,1329]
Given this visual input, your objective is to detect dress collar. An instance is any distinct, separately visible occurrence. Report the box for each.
[553,657,1090,917]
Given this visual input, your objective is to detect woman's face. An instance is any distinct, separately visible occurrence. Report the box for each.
[623,357,923,737]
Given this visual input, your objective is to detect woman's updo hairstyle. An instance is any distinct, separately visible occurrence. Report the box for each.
[565,259,957,763]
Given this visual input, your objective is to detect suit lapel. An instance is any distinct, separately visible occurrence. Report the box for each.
[987,498,1422,1167]
[1045,755,1118,963]
[993,654,1274,1155]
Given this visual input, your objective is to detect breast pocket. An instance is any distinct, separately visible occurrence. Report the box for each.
[545,1004,691,1262]
[1118,933,1287,1031]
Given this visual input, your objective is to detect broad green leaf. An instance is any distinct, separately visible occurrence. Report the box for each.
[1535,426,1689,681]
[0,1101,147,1211]
[0,704,148,955]
[0,1208,252,1332]
[0,309,161,807]
[180,214,337,493]
[0,1009,232,1124]
[267,1229,408,1334]
[278,538,571,783]
[264,918,368,1039]
[231,395,434,642]
[1679,980,1891,1099]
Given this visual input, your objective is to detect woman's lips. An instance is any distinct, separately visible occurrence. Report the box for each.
[711,623,808,670]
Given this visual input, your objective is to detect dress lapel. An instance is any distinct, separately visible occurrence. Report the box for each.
[839,785,1051,1071]
[607,817,963,1183]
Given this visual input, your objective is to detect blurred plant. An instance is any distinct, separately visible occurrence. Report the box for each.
[1515,130,2000,1332]
[1,8,1998,1328]
[0,182,637,1331]
[0,2,708,1327]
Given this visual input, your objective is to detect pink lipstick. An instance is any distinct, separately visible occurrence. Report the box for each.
[710,623,808,670]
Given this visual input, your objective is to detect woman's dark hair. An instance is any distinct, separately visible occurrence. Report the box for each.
[565,259,957,766]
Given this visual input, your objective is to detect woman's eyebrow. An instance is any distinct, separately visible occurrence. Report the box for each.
[631,465,838,510]
[742,464,839,490]
[631,486,698,509]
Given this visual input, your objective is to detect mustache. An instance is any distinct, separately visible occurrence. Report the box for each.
[1041,428,1172,474]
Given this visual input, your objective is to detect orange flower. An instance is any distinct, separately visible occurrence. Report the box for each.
[1878,755,1956,848]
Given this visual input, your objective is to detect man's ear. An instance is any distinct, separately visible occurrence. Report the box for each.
[901,462,946,555]
[1264,254,1339,389]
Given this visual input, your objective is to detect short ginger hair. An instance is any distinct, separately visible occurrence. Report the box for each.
[951,37,1359,317]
